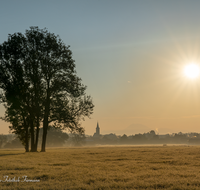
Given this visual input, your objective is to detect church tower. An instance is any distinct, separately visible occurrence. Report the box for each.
[96,122,100,135]
[93,122,100,137]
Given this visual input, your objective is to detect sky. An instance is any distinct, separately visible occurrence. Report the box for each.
[1,0,200,135]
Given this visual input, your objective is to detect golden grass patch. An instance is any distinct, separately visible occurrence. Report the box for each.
[0,146,200,189]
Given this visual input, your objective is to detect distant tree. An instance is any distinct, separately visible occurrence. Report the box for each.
[101,133,119,145]
[149,130,156,136]
[0,27,94,152]
[132,133,147,144]
[4,137,23,148]
[120,134,128,143]
[173,132,188,143]
[70,131,86,146]
[41,127,69,147]
[0,134,7,148]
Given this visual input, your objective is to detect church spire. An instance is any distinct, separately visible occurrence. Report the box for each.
[96,121,100,135]
[93,121,100,137]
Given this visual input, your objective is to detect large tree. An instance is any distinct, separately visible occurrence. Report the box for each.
[0,27,94,152]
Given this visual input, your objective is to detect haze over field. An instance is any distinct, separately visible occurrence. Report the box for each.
[1,1,200,135]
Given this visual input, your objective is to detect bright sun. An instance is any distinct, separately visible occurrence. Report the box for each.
[184,63,200,79]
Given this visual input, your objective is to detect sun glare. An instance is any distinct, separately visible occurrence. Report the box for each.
[184,63,200,79]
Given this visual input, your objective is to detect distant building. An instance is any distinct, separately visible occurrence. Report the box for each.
[93,122,100,137]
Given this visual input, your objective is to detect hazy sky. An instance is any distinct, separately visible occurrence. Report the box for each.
[1,0,200,135]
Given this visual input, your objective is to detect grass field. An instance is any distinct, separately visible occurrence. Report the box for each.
[1,145,200,189]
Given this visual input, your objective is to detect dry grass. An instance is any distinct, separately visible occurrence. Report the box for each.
[0,145,200,189]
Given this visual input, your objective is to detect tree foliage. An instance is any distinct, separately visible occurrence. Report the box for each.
[0,27,94,152]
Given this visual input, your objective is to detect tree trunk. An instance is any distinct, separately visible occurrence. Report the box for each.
[33,79,40,152]
[41,112,49,152]
[23,115,29,152]
[41,88,50,152]
[30,118,35,152]
[41,124,47,152]
[34,116,40,152]
[25,126,29,152]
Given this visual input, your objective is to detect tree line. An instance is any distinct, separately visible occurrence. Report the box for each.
[86,131,200,145]
[0,27,94,152]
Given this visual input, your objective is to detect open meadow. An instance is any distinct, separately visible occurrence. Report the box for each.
[1,145,200,189]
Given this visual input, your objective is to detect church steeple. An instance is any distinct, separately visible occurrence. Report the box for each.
[96,122,100,135]
[93,121,100,137]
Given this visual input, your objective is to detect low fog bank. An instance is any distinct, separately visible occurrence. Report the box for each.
[1,128,200,149]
